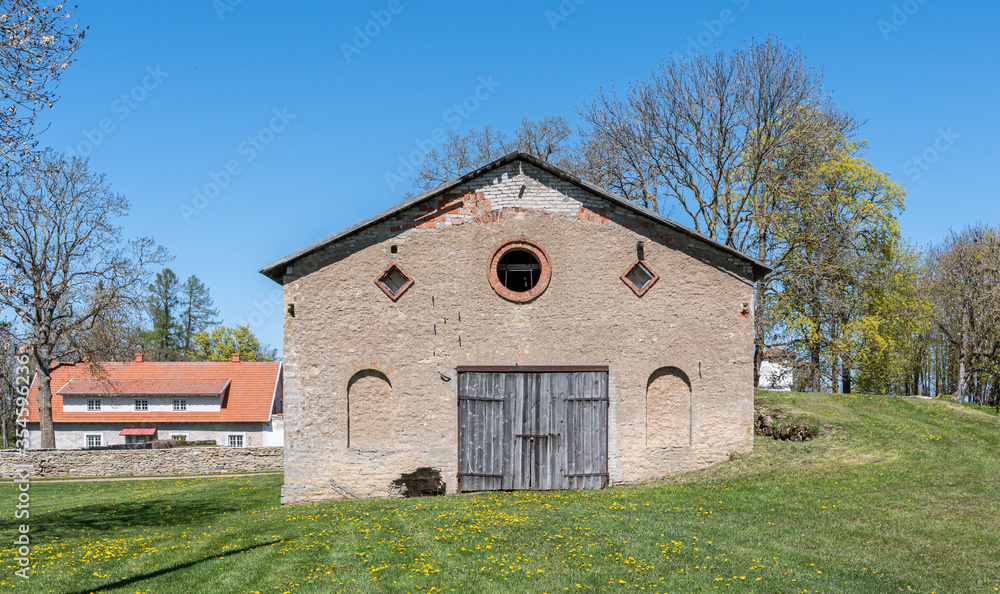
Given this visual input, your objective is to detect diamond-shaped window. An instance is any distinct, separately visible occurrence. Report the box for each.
[621,259,659,296]
[375,263,414,301]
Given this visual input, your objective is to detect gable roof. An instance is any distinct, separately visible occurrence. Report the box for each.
[259,152,772,283]
[25,361,281,424]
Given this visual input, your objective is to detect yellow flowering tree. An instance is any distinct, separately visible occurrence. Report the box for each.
[191,325,276,362]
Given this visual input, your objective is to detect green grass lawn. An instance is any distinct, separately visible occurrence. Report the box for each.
[3,389,1000,593]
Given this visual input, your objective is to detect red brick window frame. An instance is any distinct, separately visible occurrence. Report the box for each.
[488,238,552,303]
[620,258,659,296]
[374,262,415,301]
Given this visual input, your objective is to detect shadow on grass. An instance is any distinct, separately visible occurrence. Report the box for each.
[0,496,238,538]
[64,539,282,594]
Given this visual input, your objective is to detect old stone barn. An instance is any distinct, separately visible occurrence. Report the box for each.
[260,153,768,504]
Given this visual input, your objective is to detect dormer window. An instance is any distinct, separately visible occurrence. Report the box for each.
[87,398,102,412]
[172,398,188,412]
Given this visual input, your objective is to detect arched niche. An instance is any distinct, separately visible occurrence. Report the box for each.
[347,369,393,448]
[646,367,692,447]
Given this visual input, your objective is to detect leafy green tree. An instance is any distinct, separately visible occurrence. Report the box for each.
[178,275,219,357]
[143,268,182,359]
[771,136,905,392]
[853,243,933,394]
[191,325,276,362]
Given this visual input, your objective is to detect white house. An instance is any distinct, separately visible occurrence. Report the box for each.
[25,353,283,449]
[759,348,794,391]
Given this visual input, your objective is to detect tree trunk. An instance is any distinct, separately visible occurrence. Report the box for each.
[958,304,969,403]
[811,345,822,393]
[957,358,967,403]
[753,342,762,389]
[753,234,768,389]
[35,352,56,449]
[831,356,840,394]
[842,367,852,394]
[0,395,7,449]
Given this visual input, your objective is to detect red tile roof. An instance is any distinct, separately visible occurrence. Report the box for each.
[120,427,157,436]
[26,361,282,424]
[57,378,231,396]
[763,347,795,359]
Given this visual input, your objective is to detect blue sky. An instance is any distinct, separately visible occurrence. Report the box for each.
[39,0,999,355]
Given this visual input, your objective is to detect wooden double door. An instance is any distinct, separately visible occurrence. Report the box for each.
[457,366,608,492]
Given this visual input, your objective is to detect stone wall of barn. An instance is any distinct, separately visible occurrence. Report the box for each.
[0,446,283,478]
[279,161,756,505]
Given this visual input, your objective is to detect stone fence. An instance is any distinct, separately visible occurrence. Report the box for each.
[0,446,283,479]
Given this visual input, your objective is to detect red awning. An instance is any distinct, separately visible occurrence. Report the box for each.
[120,427,156,436]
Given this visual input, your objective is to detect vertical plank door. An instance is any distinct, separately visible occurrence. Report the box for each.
[457,367,607,493]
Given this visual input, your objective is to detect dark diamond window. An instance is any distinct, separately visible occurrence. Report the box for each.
[621,260,659,296]
[375,263,414,300]
[497,250,541,292]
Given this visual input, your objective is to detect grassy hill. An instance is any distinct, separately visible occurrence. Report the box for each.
[2,389,999,593]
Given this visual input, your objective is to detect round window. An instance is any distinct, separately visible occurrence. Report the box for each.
[488,239,551,302]
[497,249,541,291]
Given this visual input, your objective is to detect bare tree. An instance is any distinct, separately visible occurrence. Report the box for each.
[927,225,1000,403]
[580,36,829,250]
[407,116,583,194]
[0,1,86,168]
[77,284,146,362]
[510,115,581,173]
[0,321,22,448]
[0,152,169,448]
[581,38,855,387]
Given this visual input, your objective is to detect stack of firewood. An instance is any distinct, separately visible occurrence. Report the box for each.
[754,407,815,441]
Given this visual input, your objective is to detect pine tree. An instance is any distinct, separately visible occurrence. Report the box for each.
[144,268,182,359]
[178,275,219,358]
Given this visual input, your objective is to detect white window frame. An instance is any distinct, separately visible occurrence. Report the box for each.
[169,433,189,441]
[134,398,149,412]
[85,433,103,448]
[87,398,102,412]
[172,398,188,412]
[226,433,246,448]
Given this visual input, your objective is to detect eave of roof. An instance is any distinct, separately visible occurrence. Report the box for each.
[258,152,772,283]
